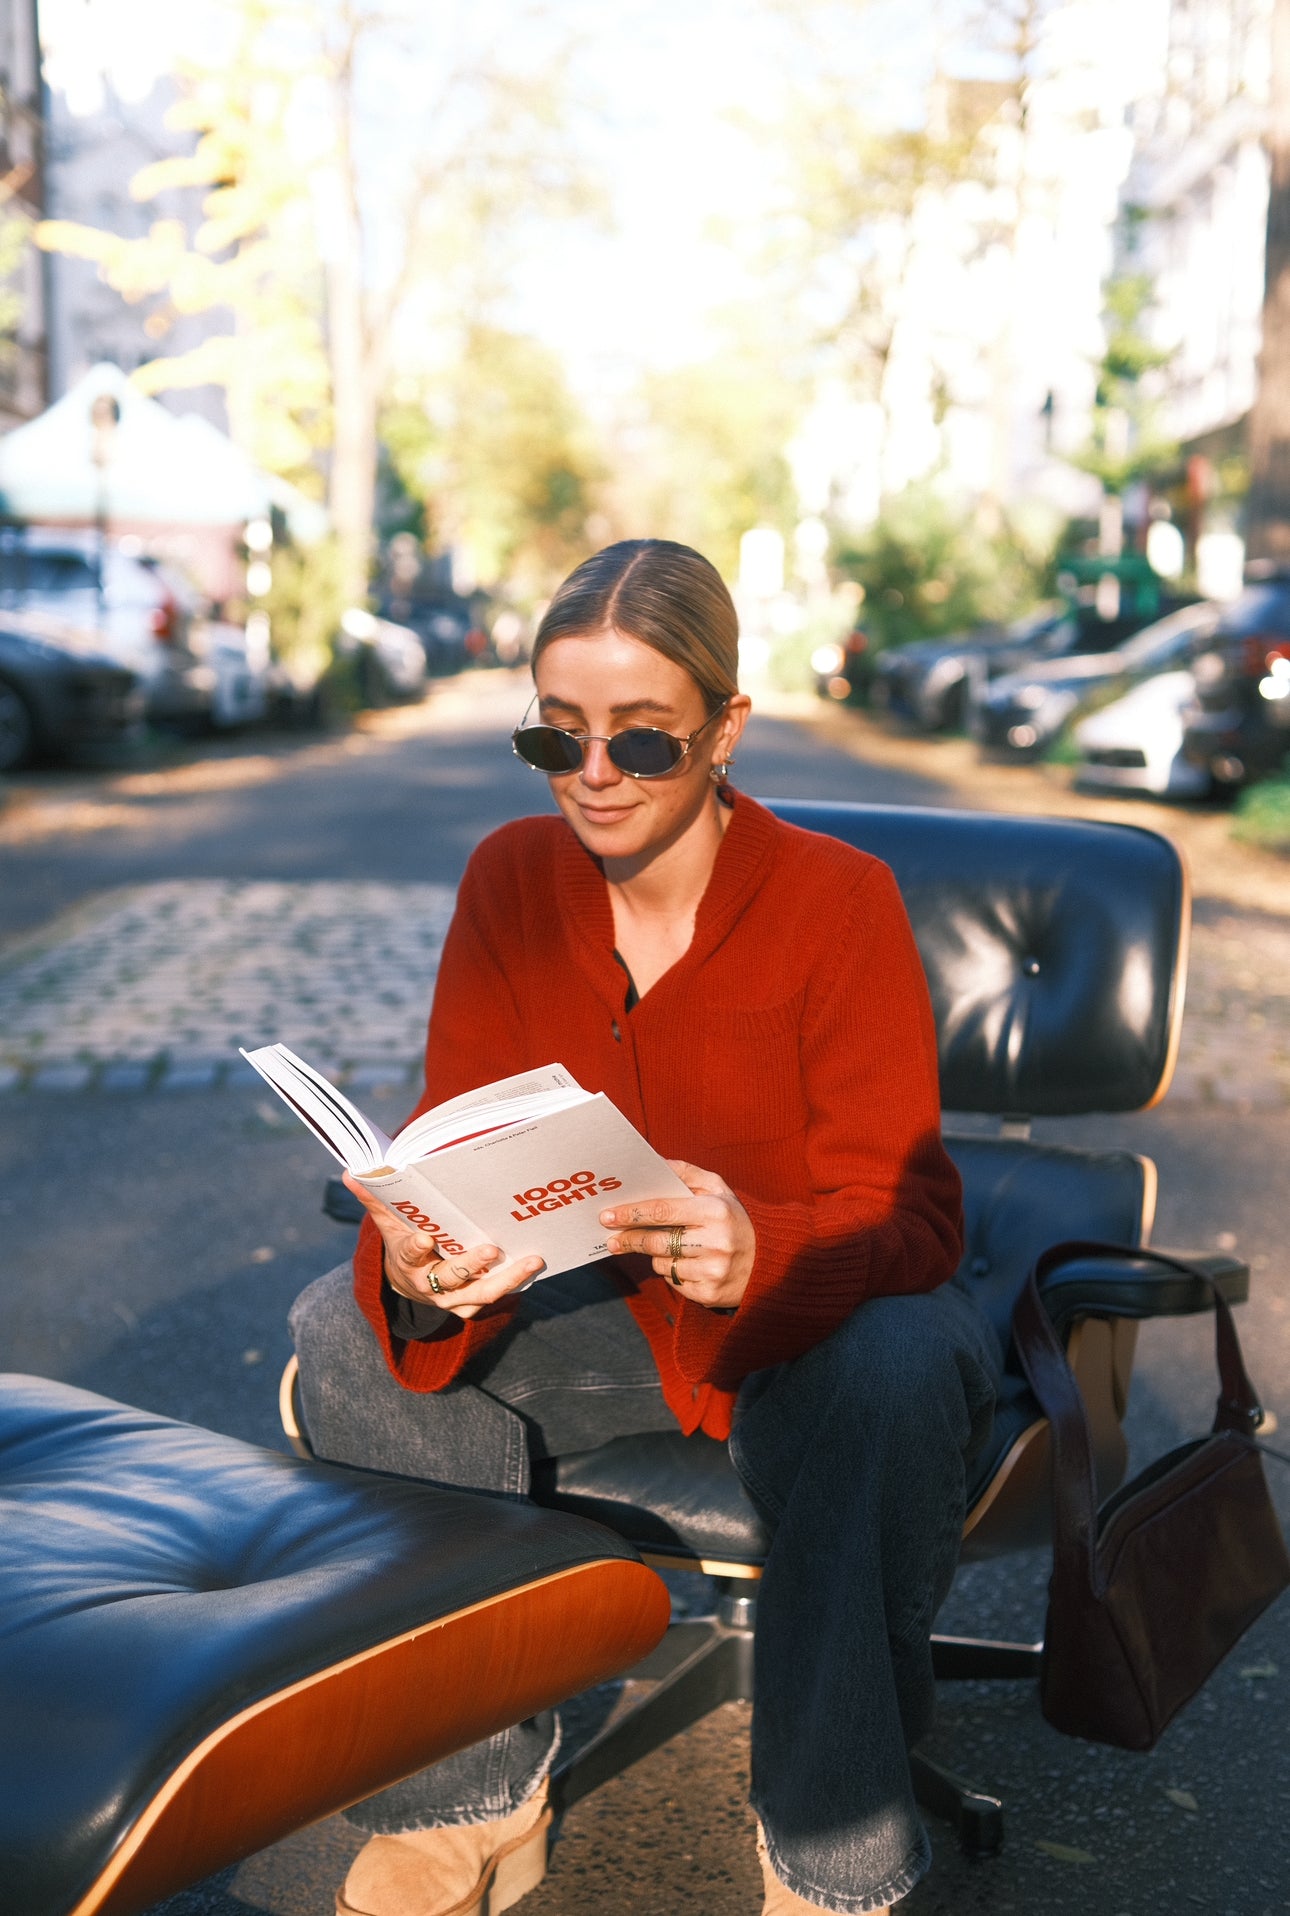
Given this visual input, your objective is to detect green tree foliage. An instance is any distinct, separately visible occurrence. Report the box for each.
[381,326,604,601]
[1076,268,1178,495]
[832,484,1049,651]
[38,0,592,602]
[613,353,800,580]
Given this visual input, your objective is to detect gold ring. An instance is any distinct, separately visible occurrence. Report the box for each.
[669,1259,683,1287]
[667,1224,685,1261]
[427,1262,445,1295]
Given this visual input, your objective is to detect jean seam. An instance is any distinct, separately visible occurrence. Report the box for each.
[501,1374,665,1405]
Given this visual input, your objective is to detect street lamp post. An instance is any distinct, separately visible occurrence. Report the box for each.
[89,391,120,633]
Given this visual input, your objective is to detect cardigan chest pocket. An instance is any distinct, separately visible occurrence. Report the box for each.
[697,997,809,1147]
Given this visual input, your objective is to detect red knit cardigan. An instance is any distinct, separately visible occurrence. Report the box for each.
[354,791,964,1439]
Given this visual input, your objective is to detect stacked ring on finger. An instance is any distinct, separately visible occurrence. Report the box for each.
[666,1224,686,1261]
[427,1262,446,1296]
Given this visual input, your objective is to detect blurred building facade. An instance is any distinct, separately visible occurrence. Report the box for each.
[1125,0,1270,448]
[0,0,47,429]
[793,0,1162,535]
[42,72,227,426]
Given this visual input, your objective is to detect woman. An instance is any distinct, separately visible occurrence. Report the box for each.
[291,539,1000,1916]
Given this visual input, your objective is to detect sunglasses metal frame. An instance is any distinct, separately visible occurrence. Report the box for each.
[511,696,728,780]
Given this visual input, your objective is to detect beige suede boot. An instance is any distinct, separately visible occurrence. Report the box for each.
[337,1782,551,1916]
[756,1822,890,1916]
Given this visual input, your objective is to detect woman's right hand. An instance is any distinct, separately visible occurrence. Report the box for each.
[343,1171,545,1320]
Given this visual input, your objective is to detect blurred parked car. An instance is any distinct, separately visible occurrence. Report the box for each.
[1178,569,1290,791]
[811,623,874,705]
[970,600,1216,760]
[869,603,1070,731]
[339,608,429,702]
[0,608,143,772]
[1073,670,1212,799]
[0,529,234,731]
[187,613,269,730]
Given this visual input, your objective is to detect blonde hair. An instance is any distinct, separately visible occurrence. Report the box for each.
[532,540,739,714]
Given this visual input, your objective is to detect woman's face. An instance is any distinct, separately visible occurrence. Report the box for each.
[532,628,748,865]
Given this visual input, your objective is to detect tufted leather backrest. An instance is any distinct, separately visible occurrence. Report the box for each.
[767,800,1188,1117]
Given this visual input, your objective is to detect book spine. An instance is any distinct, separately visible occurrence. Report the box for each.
[351,1166,485,1260]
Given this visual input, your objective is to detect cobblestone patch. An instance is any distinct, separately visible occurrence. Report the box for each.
[0,880,455,1091]
[1174,910,1290,1111]
[0,879,1284,1105]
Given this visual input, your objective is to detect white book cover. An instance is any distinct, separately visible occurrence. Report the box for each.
[240,1045,688,1279]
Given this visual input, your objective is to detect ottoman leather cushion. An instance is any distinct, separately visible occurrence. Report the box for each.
[0,1374,667,1916]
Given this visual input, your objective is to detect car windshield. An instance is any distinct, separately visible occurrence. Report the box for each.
[1032,618,1078,655]
[0,549,98,596]
[1216,583,1290,637]
[1003,605,1061,643]
[1117,604,1216,670]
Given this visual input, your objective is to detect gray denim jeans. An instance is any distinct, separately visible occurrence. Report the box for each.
[290,1262,1000,1914]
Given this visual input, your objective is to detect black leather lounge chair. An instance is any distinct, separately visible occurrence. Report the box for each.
[300,798,1248,1856]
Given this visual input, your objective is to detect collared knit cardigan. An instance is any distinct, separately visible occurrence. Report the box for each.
[353,791,963,1440]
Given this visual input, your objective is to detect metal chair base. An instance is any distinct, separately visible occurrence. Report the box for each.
[550,1584,1038,1859]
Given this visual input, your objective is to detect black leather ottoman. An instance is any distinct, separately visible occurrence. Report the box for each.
[0,1374,669,1916]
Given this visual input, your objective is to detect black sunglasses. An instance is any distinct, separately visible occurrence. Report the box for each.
[512,697,728,779]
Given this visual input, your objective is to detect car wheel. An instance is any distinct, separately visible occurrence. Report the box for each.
[0,676,35,772]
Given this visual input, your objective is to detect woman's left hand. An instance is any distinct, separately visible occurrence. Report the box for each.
[601,1161,756,1309]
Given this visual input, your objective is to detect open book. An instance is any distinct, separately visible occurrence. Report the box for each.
[240,1046,689,1280]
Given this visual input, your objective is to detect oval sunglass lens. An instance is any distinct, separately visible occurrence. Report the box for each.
[609,729,682,776]
[515,726,583,772]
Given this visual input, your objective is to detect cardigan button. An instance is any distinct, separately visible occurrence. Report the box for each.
[665,1312,675,1326]
[611,1020,621,1042]
[691,1385,699,1400]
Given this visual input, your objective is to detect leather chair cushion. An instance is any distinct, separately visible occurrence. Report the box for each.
[0,1375,656,1916]
[768,800,1186,1115]
[532,1429,771,1566]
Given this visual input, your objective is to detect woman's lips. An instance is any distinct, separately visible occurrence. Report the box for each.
[577,804,637,824]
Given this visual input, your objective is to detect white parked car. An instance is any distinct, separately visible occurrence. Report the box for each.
[0,529,265,730]
[339,608,428,701]
[1073,670,1212,799]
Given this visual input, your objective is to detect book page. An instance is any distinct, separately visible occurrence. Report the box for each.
[399,1064,580,1136]
[240,1044,392,1171]
[393,1078,590,1165]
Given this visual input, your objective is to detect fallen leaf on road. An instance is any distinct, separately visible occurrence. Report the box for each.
[1035,1840,1096,1864]
[251,1246,275,1263]
[242,1348,264,1366]
[1238,1659,1277,1680]
[1163,1788,1198,1812]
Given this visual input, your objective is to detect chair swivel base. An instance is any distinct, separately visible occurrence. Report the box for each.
[550,1584,1035,1859]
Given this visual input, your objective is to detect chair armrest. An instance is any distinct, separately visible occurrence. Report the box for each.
[323,1176,366,1226]
[1037,1249,1249,1334]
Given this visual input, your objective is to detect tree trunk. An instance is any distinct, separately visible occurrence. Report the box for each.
[1247,0,1290,561]
[327,253,378,606]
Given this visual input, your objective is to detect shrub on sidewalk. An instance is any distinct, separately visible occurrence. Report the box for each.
[1232,775,1290,855]
[831,485,1055,652]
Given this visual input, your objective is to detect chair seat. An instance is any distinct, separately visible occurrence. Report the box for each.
[0,1375,669,1916]
[528,1387,1033,1569]
[531,1430,772,1566]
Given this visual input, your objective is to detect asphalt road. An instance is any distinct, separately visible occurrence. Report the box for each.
[3,674,1288,1916]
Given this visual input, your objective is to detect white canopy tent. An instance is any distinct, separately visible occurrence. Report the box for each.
[0,364,326,543]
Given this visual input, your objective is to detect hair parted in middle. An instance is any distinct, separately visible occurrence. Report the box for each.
[532,539,740,715]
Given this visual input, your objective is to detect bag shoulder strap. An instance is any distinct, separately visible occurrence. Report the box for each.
[1011,1240,1265,1581]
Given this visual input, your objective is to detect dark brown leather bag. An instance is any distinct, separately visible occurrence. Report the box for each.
[1012,1239,1290,1751]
